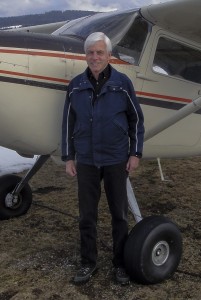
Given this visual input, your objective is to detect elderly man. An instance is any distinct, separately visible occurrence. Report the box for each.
[62,32,144,284]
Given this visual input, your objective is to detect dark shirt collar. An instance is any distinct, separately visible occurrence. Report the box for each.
[87,64,111,81]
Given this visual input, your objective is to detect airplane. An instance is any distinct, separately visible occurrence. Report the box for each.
[0,0,200,285]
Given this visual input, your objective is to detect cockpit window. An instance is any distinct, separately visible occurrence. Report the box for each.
[55,10,150,65]
[153,37,201,84]
[114,16,150,65]
[56,10,137,43]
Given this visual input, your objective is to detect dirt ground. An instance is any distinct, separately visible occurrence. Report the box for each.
[0,157,201,300]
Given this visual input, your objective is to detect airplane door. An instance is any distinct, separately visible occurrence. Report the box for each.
[139,30,201,157]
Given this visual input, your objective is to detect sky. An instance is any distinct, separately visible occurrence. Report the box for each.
[0,0,173,18]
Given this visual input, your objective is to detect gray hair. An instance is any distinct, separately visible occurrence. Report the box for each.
[84,32,112,54]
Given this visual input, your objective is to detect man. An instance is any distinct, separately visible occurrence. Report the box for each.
[61,32,144,284]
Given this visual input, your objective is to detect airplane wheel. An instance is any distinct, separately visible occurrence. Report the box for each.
[124,215,182,284]
[0,175,32,220]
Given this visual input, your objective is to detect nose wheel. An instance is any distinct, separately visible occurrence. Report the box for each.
[0,174,32,220]
[0,155,49,220]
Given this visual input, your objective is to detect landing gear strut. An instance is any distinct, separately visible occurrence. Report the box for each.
[0,155,49,219]
[125,179,182,284]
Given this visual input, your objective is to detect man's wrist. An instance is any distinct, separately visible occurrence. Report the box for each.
[134,152,142,159]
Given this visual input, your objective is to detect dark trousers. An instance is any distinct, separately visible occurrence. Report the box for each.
[77,162,128,267]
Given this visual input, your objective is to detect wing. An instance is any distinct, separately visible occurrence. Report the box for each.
[5,21,68,34]
[141,0,201,43]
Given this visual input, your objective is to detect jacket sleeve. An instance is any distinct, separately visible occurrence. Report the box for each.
[61,89,76,161]
[125,77,145,157]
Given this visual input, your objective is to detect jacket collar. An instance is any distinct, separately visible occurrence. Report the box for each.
[79,65,122,89]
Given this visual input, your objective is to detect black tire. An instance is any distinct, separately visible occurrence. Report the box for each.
[0,175,32,220]
[124,215,182,284]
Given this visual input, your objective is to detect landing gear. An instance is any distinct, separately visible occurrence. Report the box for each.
[125,181,182,284]
[0,155,49,220]
[0,159,183,284]
[0,174,32,219]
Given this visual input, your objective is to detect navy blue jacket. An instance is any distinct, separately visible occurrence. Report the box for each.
[61,65,144,167]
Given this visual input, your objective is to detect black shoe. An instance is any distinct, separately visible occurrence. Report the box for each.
[115,267,130,285]
[74,265,97,284]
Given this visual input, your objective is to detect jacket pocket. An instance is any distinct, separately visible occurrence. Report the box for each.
[113,119,128,135]
[73,123,92,155]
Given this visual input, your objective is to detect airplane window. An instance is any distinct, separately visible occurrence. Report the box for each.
[115,16,149,65]
[153,37,201,84]
[58,9,150,65]
[60,10,137,45]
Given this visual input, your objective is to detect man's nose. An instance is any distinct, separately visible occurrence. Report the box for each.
[92,52,99,59]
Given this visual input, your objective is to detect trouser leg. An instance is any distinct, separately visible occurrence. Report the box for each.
[77,163,101,266]
[103,162,128,267]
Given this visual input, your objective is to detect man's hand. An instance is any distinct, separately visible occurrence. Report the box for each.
[126,156,140,173]
[66,160,77,177]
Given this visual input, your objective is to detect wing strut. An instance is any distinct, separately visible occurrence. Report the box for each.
[144,96,201,141]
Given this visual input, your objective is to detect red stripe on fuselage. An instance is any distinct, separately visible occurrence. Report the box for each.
[136,91,191,104]
[0,69,70,84]
[0,48,191,105]
[0,48,128,65]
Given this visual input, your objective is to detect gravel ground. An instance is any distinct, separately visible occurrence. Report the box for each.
[0,157,200,299]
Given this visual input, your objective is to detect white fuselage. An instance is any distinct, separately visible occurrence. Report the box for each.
[0,19,201,159]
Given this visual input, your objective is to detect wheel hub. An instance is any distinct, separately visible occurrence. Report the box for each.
[5,193,22,209]
[152,241,170,266]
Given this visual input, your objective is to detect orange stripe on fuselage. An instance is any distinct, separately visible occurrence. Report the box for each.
[136,91,191,104]
[0,48,128,65]
[0,48,192,104]
[0,69,70,84]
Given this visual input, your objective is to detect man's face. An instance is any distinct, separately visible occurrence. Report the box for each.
[86,40,111,78]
